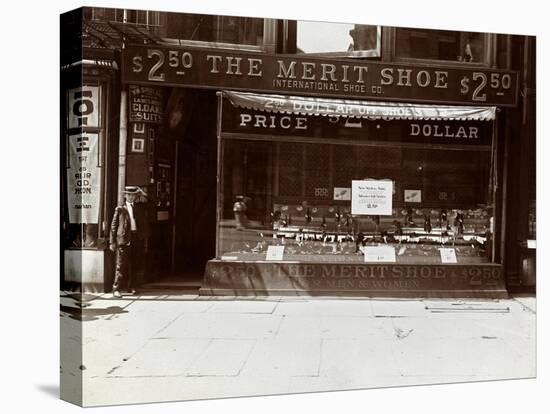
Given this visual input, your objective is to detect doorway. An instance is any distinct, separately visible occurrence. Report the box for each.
[143,89,218,288]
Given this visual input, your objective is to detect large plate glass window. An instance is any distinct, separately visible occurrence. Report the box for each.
[394,28,490,64]
[296,21,381,57]
[217,109,495,265]
[162,13,264,46]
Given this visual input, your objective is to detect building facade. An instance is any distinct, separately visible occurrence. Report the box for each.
[61,7,536,296]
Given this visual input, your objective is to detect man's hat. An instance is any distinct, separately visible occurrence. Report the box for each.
[124,186,146,195]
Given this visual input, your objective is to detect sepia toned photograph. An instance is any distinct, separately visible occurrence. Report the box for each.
[60,2,536,407]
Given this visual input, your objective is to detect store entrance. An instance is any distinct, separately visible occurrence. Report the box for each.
[143,89,217,288]
[172,113,217,277]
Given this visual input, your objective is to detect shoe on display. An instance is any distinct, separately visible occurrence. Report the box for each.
[129,289,137,295]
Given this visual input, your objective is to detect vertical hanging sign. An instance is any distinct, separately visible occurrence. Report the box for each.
[67,133,100,223]
[68,86,100,128]
[66,85,101,224]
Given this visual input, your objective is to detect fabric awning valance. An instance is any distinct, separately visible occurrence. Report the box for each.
[223,90,496,121]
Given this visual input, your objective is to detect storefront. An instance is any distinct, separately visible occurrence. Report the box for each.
[118,43,518,297]
[63,7,536,296]
[61,13,121,292]
[193,91,503,297]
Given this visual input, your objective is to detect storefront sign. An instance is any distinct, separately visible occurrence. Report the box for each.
[222,105,493,147]
[202,260,507,298]
[129,85,163,123]
[68,86,99,129]
[410,123,480,139]
[351,180,393,215]
[67,133,100,223]
[123,44,518,106]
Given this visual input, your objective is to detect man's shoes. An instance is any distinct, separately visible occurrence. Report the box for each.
[112,290,122,298]
[129,289,137,295]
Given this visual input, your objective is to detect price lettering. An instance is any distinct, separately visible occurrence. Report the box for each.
[132,49,194,81]
[460,72,513,102]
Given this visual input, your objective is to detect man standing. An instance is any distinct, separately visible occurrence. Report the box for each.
[109,186,145,298]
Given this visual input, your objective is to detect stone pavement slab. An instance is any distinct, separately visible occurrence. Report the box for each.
[275,315,323,339]
[319,338,402,381]
[155,311,282,339]
[318,316,387,339]
[512,296,536,313]
[186,339,256,376]
[108,338,211,377]
[207,299,279,314]
[274,299,375,317]
[371,299,428,317]
[241,337,321,378]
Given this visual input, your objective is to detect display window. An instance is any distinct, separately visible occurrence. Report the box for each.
[216,92,497,266]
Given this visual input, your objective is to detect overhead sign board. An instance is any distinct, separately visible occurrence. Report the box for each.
[221,103,494,147]
[122,44,518,106]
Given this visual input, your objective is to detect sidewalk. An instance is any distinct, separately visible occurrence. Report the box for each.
[60,292,536,407]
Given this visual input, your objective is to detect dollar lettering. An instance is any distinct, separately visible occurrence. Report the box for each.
[460,76,470,95]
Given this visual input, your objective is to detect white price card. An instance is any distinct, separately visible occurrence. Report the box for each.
[439,248,458,263]
[351,180,393,215]
[363,246,396,263]
[266,245,285,261]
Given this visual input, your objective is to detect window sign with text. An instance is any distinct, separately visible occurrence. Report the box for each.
[363,246,397,263]
[68,86,100,129]
[266,245,285,261]
[439,248,458,264]
[67,133,101,224]
[351,180,393,215]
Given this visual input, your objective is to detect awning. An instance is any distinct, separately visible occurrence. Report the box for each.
[223,91,496,121]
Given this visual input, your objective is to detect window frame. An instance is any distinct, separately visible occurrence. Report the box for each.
[88,8,277,52]
[388,27,496,67]
[293,22,382,58]
[159,16,277,53]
